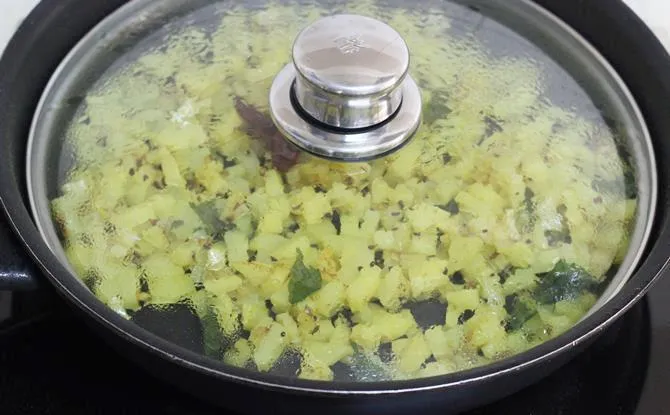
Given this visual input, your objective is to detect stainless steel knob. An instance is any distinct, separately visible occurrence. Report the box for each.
[269,14,422,161]
[292,14,409,129]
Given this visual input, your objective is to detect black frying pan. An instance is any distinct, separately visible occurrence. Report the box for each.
[1,0,670,414]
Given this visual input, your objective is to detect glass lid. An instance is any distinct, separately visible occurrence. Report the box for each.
[27,0,655,383]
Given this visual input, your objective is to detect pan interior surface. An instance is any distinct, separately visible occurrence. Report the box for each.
[25,0,655,386]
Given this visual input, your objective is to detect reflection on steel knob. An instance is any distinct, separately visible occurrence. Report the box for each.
[268,14,422,161]
[291,14,410,129]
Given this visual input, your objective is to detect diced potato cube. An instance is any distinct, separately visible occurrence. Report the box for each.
[204,275,243,296]
[330,319,352,345]
[295,187,331,225]
[461,183,506,215]
[251,234,287,263]
[259,265,291,297]
[155,123,208,150]
[303,319,335,342]
[375,309,417,341]
[95,264,140,311]
[407,203,450,233]
[66,243,96,273]
[446,289,481,311]
[350,309,415,349]
[194,159,228,195]
[390,183,415,205]
[252,322,288,372]
[499,242,534,268]
[360,210,381,239]
[537,306,573,336]
[141,226,169,251]
[276,313,300,344]
[264,170,285,197]
[299,353,334,381]
[258,197,291,234]
[461,255,495,280]
[146,194,177,219]
[397,334,432,374]
[303,340,354,367]
[271,236,312,262]
[418,361,455,378]
[316,248,340,282]
[159,147,186,188]
[374,230,397,250]
[377,266,410,311]
[409,232,438,256]
[350,324,379,350]
[114,203,155,229]
[530,249,561,273]
[241,296,273,331]
[371,178,392,206]
[314,280,346,317]
[231,262,274,286]
[392,337,410,356]
[505,331,531,354]
[355,302,385,325]
[303,222,337,247]
[347,267,382,312]
[387,141,421,182]
[424,326,450,359]
[448,236,484,271]
[554,299,590,322]
[479,275,505,307]
[224,339,253,368]
[246,192,269,218]
[224,231,249,263]
[587,248,616,279]
[503,268,537,295]
[337,240,374,284]
[465,307,506,348]
[339,214,360,236]
[432,168,461,199]
[143,254,194,304]
[407,258,449,300]
[443,327,465,353]
[211,293,240,335]
[481,339,509,359]
[270,284,290,313]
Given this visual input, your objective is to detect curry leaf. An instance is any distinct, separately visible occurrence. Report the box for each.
[504,294,537,332]
[201,303,225,359]
[190,200,235,238]
[533,260,600,304]
[423,91,451,125]
[288,249,322,304]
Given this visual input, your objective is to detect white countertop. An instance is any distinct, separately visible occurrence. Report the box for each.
[0,0,668,56]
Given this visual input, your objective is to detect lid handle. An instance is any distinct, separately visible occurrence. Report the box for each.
[268,14,422,161]
[291,14,410,129]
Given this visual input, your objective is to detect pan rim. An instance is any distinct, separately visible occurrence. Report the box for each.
[1,0,668,397]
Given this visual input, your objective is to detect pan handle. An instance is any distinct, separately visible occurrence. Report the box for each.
[0,216,41,291]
